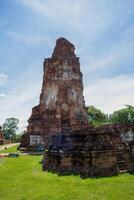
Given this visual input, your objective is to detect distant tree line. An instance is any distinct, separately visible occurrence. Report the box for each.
[87,105,134,127]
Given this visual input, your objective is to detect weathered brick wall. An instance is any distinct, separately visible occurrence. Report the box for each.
[42,124,134,177]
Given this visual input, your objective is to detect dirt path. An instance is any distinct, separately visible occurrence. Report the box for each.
[0,143,20,151]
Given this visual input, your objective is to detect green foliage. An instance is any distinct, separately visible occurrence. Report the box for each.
[87,105,134,127]
[0,156,134,200]
[14,133,23,143]
[109,105,134,124]
[3,118,19,141]
[87,106,108,127]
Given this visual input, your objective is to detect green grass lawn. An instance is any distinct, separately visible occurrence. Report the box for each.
[0,155,134,200]
[0,144,21,153]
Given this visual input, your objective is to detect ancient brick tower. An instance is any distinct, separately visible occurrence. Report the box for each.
[21,38,89,147]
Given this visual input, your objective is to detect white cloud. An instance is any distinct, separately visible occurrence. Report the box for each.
[84,74,134,114]
[0,93,6,98]
[80,25,134,81]
[0,68,42,131]
[0,73,8,85]
[7,31,52,47]
[19,0,118,40]
[20,0,85,24]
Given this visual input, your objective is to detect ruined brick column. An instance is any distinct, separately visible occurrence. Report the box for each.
[21,38,89,147]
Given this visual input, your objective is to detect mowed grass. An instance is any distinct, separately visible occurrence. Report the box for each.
[0,156,134,200]
[0,144,21,153]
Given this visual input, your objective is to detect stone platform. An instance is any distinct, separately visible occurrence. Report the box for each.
[42,124,134,177]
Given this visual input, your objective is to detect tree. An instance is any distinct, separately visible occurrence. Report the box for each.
[109,105,134,124]
[14,132,23,143]
[3,118,19,142]
[87,106,108,127]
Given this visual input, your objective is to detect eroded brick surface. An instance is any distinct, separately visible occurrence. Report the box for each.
[20,38,89,147]
[43,124,134,177]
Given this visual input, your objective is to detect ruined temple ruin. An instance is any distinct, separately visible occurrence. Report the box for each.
[20,38,134,177]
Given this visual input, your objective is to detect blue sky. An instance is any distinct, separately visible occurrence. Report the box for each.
[0,0,134,130]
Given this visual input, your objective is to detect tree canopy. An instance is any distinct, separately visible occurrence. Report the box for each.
[3,118,19,141]
[87,106,108,127]
[87,105,134,127]
[109,105,134,124]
